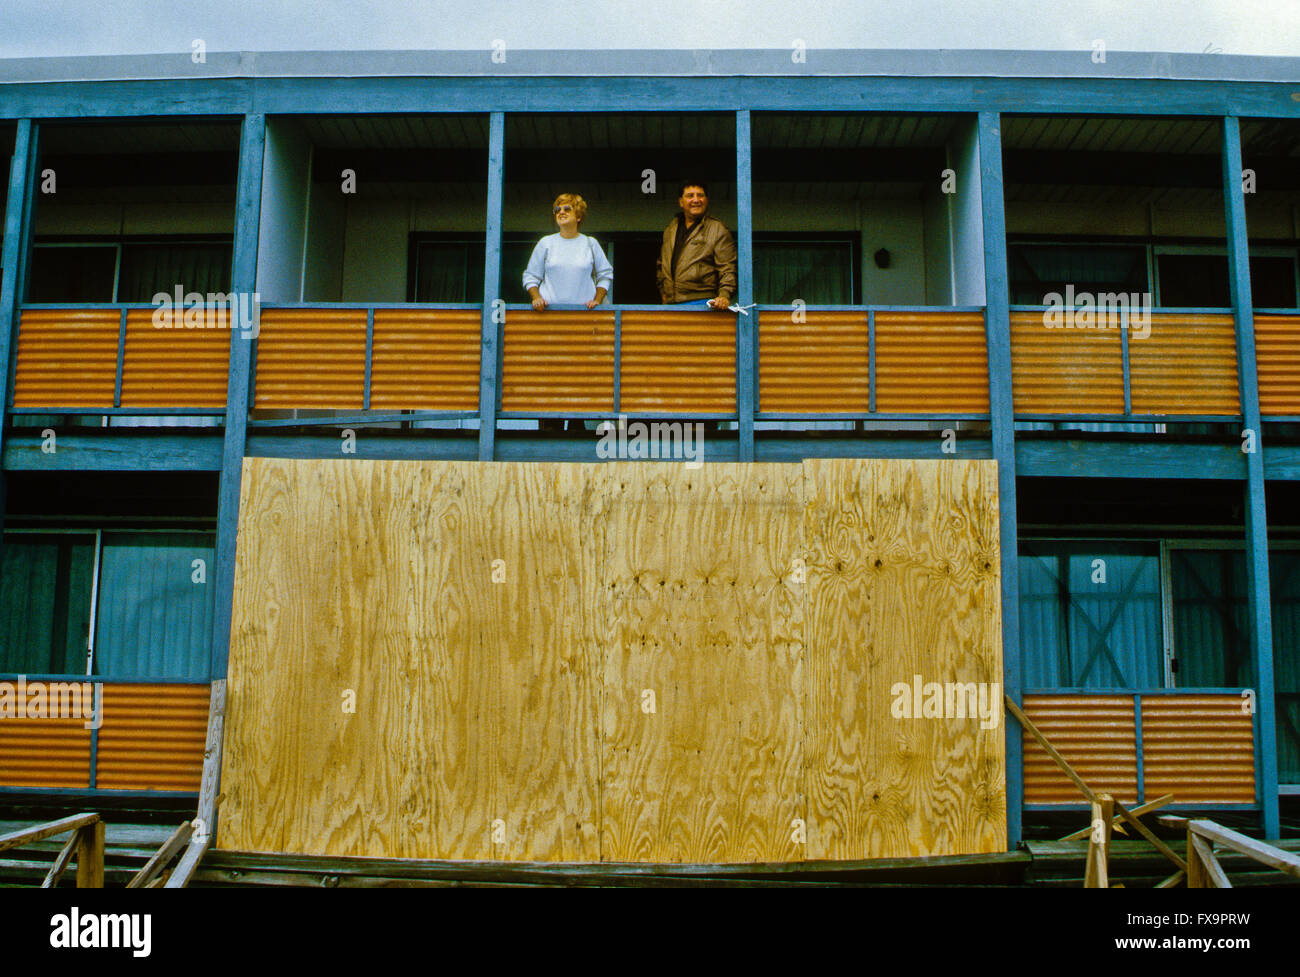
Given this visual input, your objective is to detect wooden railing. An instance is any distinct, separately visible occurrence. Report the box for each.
[0,813,104,887]
[1163,816,1300,888]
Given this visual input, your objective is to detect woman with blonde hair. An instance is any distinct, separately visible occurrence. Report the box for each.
[522,193,613,310]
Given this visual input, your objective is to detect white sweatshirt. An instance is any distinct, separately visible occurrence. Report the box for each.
[522,232,614,305]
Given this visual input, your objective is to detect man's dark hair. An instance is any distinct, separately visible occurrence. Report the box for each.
[677,179,709,198]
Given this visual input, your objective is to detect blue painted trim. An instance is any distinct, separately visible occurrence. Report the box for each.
[1133,694,1145,804]
[978,111,1022,851]
[1010,304,1236,316]
[259,302,481,310]
[3,433,225,471]
[476,112,504,461]
[736,109,755,463]
[112,307,128,408]
[362,307,374,411]
[1015,440,1246,480]
[0,674,210,684]
[1024,803,1257,812]
[867,309,877,414]
[613,309,622,412]
[756,412,990,422]
[1120,313,1133,417]
[500,411,738,421]
[1222,115,1279,839]
[9,407,224,416]
[210,114,265,683]
[248,410,476,428]
[4,76,1300,121]
[1025,687,1252,695]
[88,712,99,790]
[0,120,36,431]
[1015,412,1240,423]
[0,786,199,798]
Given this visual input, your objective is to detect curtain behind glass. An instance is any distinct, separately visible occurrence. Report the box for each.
[1020,543,1163,688]
[1271,552,1300,784]
[117,242,233,303]
[754,242,852,305]
[92,532,215,679]
[0,534,94,674]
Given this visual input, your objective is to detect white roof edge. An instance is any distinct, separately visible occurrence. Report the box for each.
[0,48,1297,85]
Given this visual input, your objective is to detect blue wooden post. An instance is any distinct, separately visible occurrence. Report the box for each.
[478,112,505,462]
[0,119,38,560]
[210,114,266,678]
[1222,115,1279,838]
[977,111,1023,849]
[735,109,755,462]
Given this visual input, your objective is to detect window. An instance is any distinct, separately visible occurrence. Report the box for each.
[0,530,214,679]
[1170,545,1300,785]
[0,533,95,674]
[411,231,855,305]
[1009,244,1148,306]
[754,236,856,305]
[1019,542,1163,689]
[27,239,233,303]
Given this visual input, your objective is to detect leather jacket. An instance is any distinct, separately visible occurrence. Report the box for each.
[656,213,738,304]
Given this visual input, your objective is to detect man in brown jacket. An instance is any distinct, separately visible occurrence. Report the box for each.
[656,181,737,310]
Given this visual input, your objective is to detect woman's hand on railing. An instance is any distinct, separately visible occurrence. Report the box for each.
[531,296,548,312]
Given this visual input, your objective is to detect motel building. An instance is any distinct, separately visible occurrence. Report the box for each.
[0,45,1297,884]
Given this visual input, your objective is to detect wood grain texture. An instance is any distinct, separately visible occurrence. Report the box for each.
[802,459,1005,859]
[221,457,1004,863]
[598,463,805,863]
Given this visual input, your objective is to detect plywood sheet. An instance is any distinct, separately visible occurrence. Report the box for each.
[802,459,1005,858]
[220,457,1004,863]
[598,463,804,862]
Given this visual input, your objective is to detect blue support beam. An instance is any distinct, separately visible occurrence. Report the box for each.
[478,112,504,462]
[210,114,266,679]
[735,109,755,462]
[0,119,38,569]
[1222,114,1279,838]
[977,111,1023,850]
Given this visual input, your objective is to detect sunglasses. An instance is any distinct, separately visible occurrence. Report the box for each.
[553,204,574,213]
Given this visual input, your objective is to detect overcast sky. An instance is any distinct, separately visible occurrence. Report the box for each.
[2,0,1299,59]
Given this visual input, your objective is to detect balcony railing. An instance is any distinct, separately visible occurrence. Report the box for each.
[9,302,1300,425]
[1021,689,1258,809]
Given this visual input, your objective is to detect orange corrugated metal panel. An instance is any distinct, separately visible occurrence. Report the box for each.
[1255,314,1300,417]
[1010,311,1125,414]
[13,309,120,408]
[0,713,92,788]
[95,683,209,791]
[758,311,868,413]
[253,309,366,409]
[501,310,614,411]
[1129,313,1239,415]
[620,311,735,412]
[370,309,481,410]
[874,311,989,413]
[120,308,230,408]
[1141,695,1255,804]
[1022,695,1139,804]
